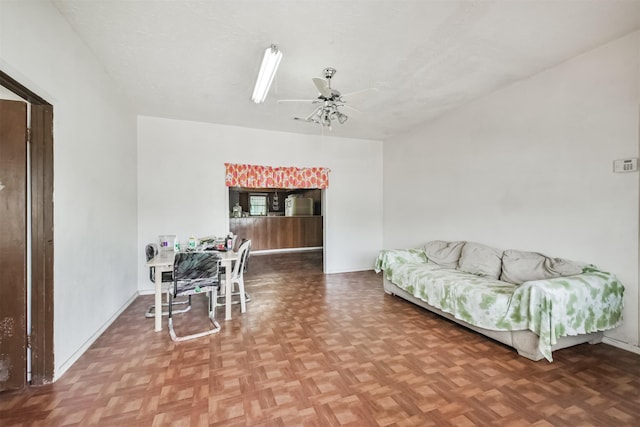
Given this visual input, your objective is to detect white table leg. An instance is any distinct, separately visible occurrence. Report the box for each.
[154,268,163,332]
[222,258,233,321]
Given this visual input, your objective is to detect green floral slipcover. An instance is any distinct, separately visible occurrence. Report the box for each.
[375,249,624,361]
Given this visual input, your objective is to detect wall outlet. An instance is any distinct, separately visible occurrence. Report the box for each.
[613,158,638,173]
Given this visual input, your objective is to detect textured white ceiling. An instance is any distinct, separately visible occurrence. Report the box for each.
[52,0,640,141]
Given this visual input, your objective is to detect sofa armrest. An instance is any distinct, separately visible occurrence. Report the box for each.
[506,269,624,361]
[374,248,427,274]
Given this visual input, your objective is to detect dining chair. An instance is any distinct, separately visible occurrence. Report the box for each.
[218,239,252,313]
[144,243,190,318]
[239,238,251,274]
[168,251,222,342]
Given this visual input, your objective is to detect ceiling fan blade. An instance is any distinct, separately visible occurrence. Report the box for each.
[340,87,378,99]
[294,105,325,124]
[341,104,362,114]
[278,99,319,103]
[305,106,323,121]
[312,78,332,98]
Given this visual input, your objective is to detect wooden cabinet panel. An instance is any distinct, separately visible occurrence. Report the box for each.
[230,216,323,251]
[301,216,322,247]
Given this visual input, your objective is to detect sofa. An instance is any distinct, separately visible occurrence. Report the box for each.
[375,241,624,361]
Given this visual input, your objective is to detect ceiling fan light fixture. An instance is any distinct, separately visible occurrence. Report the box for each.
[251,44,282,104]
[282,67,364,129]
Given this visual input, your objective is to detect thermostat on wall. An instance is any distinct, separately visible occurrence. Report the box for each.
[613,158,638,173]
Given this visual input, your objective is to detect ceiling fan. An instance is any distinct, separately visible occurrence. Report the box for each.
[279,68,371,130]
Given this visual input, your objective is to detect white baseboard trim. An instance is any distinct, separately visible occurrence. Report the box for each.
[252,247,322,255]
[54,291,139,381]
[325,267,374,274]
[602,337,640,355]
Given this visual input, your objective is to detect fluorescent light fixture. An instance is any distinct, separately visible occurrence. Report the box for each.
[251,44,282,103]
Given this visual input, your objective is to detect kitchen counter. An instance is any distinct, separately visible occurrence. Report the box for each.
[229,216,322,251]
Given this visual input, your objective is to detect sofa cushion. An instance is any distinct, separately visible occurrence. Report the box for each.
[501,250,586,285]
[457,242,503,279]
[424,240,465,269]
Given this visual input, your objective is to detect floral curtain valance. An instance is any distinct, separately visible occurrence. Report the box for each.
[225,163,330,189]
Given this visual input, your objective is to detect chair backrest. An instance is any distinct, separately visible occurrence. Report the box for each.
[231,240,252,280]
[145,243,158,261]
[240,238,251,273]
[146,243,159,283]
[173,252,221,296]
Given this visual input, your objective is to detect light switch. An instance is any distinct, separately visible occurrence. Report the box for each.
[613,158,638,173]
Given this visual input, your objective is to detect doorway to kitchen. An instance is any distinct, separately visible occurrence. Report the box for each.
[228,187,323,252]
[224,163,330,273]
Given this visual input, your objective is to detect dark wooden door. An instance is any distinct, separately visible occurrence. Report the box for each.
[0,99,28,391]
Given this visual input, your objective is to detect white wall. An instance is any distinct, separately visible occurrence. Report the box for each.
[137,117,383,291]
[383,32,640,349]
[0,1,139,377]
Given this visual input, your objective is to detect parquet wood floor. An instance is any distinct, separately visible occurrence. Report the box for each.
[1,250,639,426]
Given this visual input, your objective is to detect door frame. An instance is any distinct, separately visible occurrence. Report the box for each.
[0,69,54,385]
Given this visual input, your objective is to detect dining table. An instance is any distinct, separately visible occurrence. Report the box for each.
[146,249,239,332]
